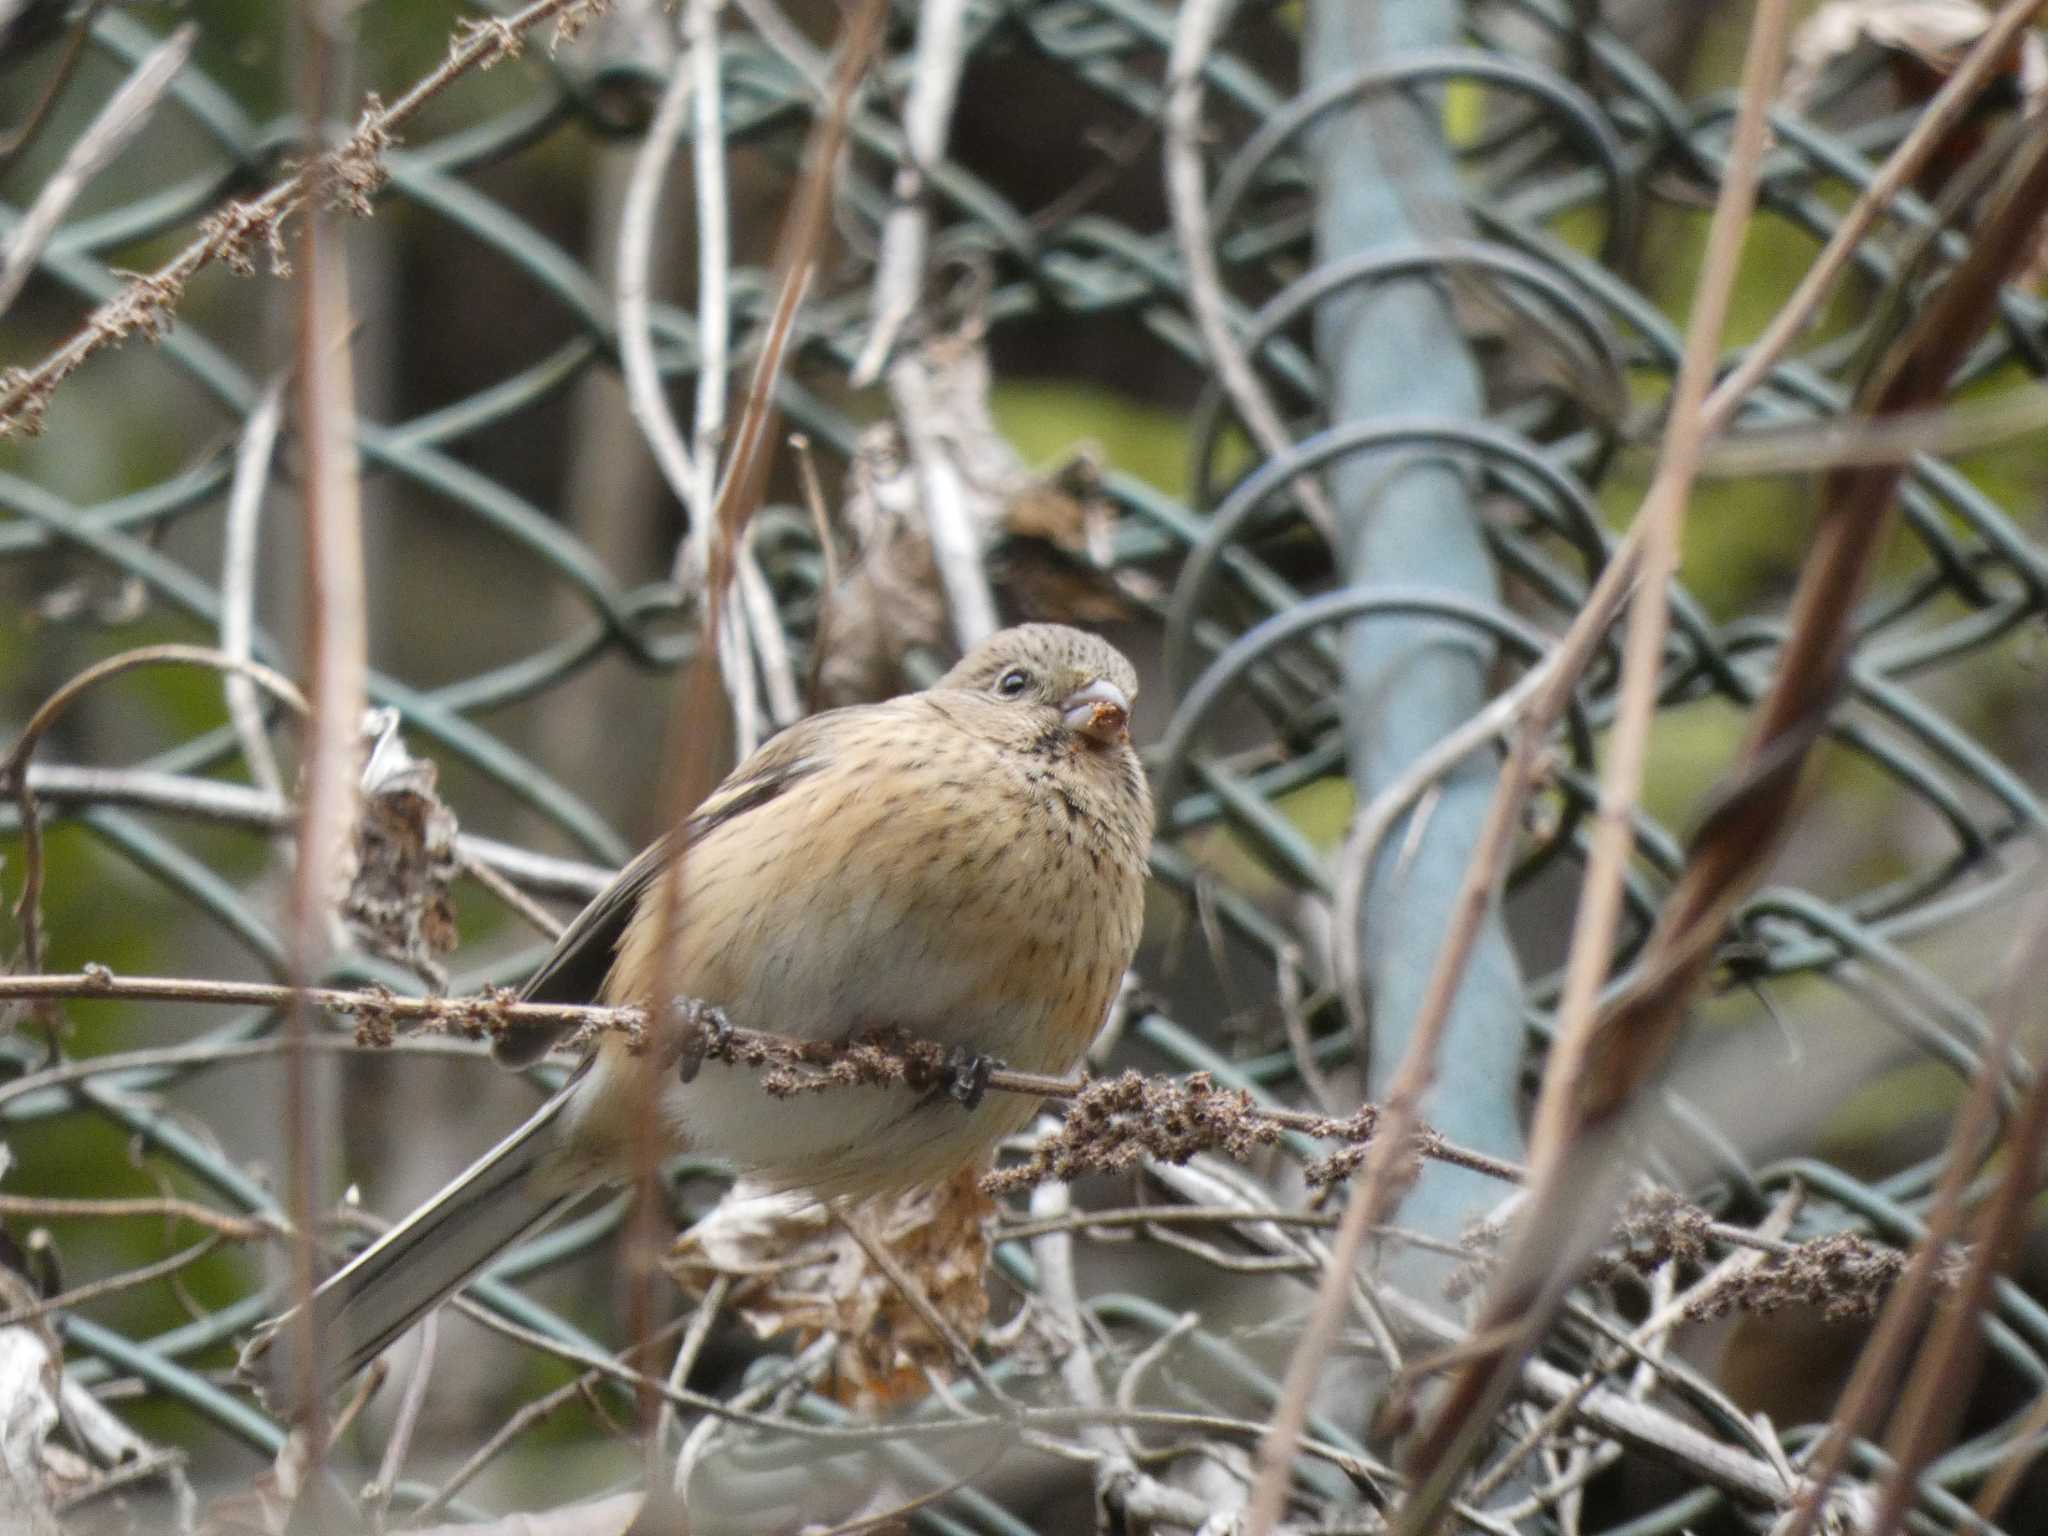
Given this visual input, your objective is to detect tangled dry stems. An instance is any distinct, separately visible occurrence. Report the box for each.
[0,0,609,438]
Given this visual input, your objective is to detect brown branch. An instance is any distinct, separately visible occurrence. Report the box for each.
[1815,877,2048,1536]
[1425,66,2048,1536]
[1525,0,1789,1208]
[1866,902,2048,1533]
[0,645,307,979]
[0,1235,222,1329]
[282,0,369,1477]
[1699,0,2048,441]
[0,969,1850,1290]
[0,970,1523,1186]
[0,0,612,436]
[628,0,888,1437]
[1394,2,1794,1524]
[0,1194,272,1240]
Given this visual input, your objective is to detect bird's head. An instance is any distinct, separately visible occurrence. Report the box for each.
[938,623,1139,753]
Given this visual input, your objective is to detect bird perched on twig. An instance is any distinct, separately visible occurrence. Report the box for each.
[246,623,1152,1393]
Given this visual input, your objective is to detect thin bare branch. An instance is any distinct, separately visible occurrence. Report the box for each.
[0,970,1522,1185]
[0,1236,221,1330]
[282,0,370,1473]
[1394,4,1795,1524]
[221,380,290,798]
[362,1310,437,1530]
[1701,0,2048,440]
[1164,0,1340,544]
[1,646,306,977]
[0,23,194,316]
[0,0,613,436]
[851,0,969,384]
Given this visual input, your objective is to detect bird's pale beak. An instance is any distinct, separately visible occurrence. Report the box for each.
[1062,678,1130,747]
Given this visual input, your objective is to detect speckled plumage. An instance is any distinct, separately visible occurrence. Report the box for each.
[278,625,1151,1388]
[560,623,1152,1198]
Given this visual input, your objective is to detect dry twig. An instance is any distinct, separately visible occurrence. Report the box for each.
[0,0,611,436]
[1396,4,1794,1524]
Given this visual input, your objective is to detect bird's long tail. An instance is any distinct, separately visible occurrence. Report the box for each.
[244,1063,592,1397]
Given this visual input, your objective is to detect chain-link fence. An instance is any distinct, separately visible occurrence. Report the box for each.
[4,0,2048,1531]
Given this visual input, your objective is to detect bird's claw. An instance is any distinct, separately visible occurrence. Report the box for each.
[944,1045,997,1111]
[672,998,734,1084]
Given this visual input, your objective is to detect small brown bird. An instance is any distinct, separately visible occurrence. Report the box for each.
[270,624,1151,1388]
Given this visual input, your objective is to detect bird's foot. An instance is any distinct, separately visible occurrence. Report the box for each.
[671,997,734,1084]
[944,1044,998,1111]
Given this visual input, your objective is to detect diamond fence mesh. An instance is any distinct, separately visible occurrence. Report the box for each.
[4,0,2048,1532]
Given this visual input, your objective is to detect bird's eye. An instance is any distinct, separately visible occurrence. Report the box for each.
[995,666,1032,698]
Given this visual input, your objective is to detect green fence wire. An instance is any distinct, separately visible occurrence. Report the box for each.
[3,1,2047,1531]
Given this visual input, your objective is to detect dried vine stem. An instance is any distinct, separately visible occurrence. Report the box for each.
[1866,886,2048,1535]
[0,968,1832,1285]
[1415,30,2048,1536]
[852,0,970,384]
[281,0,368,1459]
[0,1194,272,1239]
[0,22,194,315]
[1392,1,1794,1525]
[0,966,1859,1269]
[0,1235,221,1331]
[0,644,307,978]
[0,967,1513,1179]
[1164,0,1340,546]
[14,762,612,903]
[1700,0,2048,443]
[0,0,612,436]
[1227,8,2047,1522]
[614,2,760,754]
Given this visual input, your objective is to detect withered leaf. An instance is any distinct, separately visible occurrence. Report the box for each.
[669,1170,994,1412]
[339,710,460,988]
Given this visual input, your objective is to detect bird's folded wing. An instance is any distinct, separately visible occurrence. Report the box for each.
[492,706,863,1066]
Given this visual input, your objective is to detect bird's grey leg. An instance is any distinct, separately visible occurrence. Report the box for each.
[944,1043,997,1110]
[670,996,734,1084]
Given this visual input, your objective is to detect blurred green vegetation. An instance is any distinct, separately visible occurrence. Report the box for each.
[991,379,1193,500]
